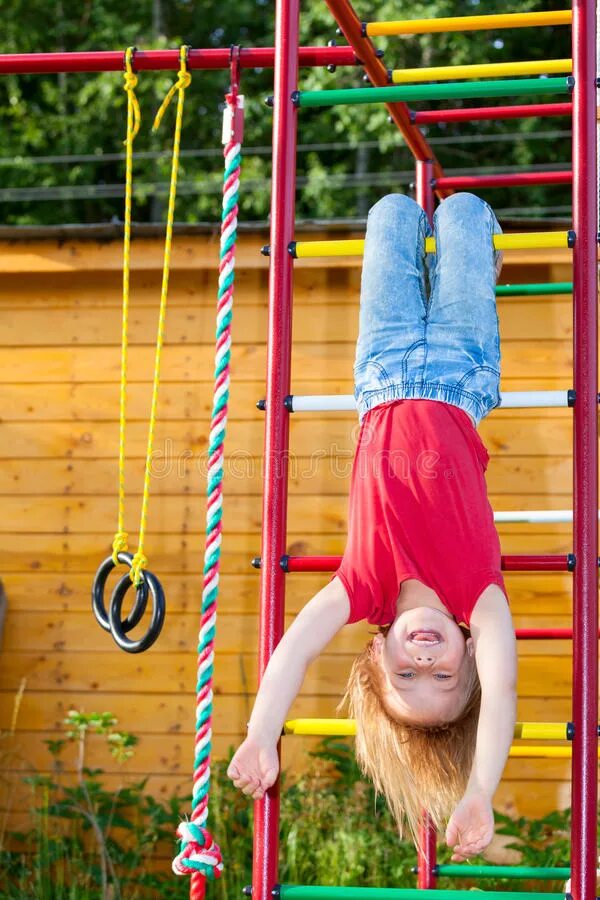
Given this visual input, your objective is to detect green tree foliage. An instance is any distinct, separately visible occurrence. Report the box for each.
[0,0,571,225]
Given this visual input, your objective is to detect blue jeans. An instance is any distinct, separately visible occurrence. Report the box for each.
[354,192,503,428]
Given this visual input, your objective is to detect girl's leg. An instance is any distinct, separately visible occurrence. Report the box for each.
[355,194,431,414]
[424,192,502,424]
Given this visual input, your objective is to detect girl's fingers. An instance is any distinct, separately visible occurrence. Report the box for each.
[241,778,260,796]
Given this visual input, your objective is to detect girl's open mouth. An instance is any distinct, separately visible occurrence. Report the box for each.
[409,630,442,644]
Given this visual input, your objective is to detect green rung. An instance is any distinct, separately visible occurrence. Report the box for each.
[496,282,573,296]
[278,888,563,899]
[437,864,571,879]
[295,76,572,108]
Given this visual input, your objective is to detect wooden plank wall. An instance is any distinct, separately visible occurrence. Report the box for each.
[0,230,582,825]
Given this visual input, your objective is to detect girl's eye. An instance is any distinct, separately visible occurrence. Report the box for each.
[434,673,452,680]
[397,672,415,679]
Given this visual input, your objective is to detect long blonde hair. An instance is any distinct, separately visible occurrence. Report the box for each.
[342,633,480,845]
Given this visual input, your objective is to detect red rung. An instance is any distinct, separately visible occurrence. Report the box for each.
[436,171,572,190]
[412,102,573,125]
[0,45,356,75]
[283,554,572,572]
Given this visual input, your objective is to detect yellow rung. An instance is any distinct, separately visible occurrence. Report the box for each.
[509,747,596,759]
[514,722,570,740]
[284,719,571,739]
[366,10,572,37]
[390,59,572,85]
[293,232,571,259]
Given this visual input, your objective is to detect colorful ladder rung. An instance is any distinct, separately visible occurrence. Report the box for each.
[284,719,571,740]
[412,101,573,124]
[287,390,573,412]
[294,77,572,108]
[437,865,571,880]
[288,231,572,258]
[365,10,572,37]
[277,555,573,573]
[277,887,563,899]
[496,282,572,295]
[390,59,572,84]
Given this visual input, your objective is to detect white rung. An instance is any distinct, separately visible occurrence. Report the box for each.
[289,390,571,412]
[494,510,599,523]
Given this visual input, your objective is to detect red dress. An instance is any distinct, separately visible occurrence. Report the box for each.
[334,398,507,627]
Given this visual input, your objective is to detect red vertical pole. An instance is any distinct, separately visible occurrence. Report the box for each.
[251,1,299,898]
[416,815,438,889]
[415,159,435,223]
[415,158,436,894]
[569,0,598,898]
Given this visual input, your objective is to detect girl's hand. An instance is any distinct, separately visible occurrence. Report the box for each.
[227,736,279,800]
[445,791,494,861]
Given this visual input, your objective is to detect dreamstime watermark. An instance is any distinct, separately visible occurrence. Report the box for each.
[147,431,453,483]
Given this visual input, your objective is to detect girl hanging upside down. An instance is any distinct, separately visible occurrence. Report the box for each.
[228,192,517,861]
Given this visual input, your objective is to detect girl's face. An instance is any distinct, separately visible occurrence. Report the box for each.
[374,606,475,725]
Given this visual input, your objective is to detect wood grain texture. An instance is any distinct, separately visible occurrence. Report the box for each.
[0,233,588,823]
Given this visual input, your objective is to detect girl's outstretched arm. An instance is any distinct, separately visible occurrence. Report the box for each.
[227,576,350,799]
[445,585,517,861]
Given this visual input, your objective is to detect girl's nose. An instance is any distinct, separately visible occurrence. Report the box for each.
[414,654,434,666]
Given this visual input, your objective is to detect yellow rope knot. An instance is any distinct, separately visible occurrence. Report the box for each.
[123,47,141,142]
[130,551,148,587]
[152,45,192,132]
[112,531,129,565]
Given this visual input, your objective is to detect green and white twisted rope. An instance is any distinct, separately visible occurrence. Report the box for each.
[173,92,244,899]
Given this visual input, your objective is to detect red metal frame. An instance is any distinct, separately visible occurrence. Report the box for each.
[415,159,435,222]
[569,2,598,899]
[417,816,438,890]
[283,554,573,572]
[412,102,573,125]
[323,0,450,195]
[0,45,356,73]
[436,171,572,190]
[251,1,301,897]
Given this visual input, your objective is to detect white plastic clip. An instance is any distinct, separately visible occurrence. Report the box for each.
[222,94,245,145]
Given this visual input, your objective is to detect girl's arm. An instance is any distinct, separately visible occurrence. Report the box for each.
[227,576,350,799]
[445,586,517,860]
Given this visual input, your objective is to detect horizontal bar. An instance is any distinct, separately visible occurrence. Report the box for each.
[291,231,572,258]
[366,10,572,37]
[0,45,357,75]
[412,102,573,124]
[296,77,572,108]
[391,59,571,85]
[436,171,572,190]
[279,885,563,898]
[436,866,571,880]
[495,510,597,523]
[288,390,572,412]
[281,555,573,573]
[284,720,570,739]
[496,282,573,295]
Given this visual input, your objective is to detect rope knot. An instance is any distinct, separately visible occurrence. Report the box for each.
[130,550,148,586]
[152,45,191,132]
[123,47,141,142]
[111,531,129,565]
[172,823,223,880]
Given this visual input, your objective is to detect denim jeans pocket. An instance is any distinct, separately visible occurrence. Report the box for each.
[353,358,392,399]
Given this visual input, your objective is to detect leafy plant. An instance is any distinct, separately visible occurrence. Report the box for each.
[0,717,592,898]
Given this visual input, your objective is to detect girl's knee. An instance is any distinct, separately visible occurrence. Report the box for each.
[367,192,426,230]
[436,192,488,222]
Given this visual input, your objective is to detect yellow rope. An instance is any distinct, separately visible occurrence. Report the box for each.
[128,45,191,587]
[112,46,141,565]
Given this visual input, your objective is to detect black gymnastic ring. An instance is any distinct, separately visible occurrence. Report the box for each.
[92,551,148,634]
[108,568,165,654]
